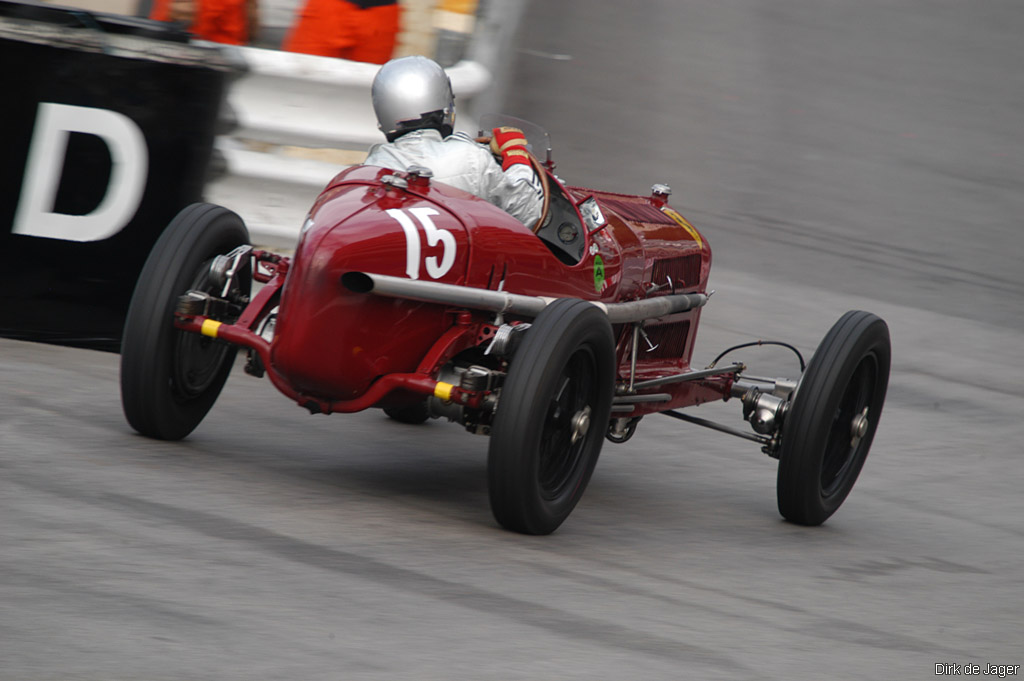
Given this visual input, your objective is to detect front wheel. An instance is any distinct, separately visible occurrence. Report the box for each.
[120,203,251,440]
[488,299,616,535]
[776,310,891,525]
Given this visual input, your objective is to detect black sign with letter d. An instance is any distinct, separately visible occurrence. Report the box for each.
[0,1,235,350]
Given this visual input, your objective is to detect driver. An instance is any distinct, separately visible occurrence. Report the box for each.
[363,56,544,228]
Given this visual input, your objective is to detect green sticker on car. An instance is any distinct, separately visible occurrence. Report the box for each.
[593,254,605,293]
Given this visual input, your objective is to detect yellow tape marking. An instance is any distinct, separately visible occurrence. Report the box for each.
[200,319,223,338]
[434,382,455,401]
[661,207,703,249]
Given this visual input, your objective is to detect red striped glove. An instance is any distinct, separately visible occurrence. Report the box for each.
[490,126,530,170]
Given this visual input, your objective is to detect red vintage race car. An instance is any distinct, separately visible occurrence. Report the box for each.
[120,118,891,535]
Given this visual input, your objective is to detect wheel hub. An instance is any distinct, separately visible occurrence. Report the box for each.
[850,407,870,447]
[570,406,592,445]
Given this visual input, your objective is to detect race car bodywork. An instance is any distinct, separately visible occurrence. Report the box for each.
[120,122,890,535]
[262,164,716,414]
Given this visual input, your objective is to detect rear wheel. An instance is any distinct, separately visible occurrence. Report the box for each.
[488,299,616,535]
[120,203,251,440]
[777,311,891,525]
[384,402,431,424]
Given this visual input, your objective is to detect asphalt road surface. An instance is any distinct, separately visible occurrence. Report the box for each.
[3,1,1022,679]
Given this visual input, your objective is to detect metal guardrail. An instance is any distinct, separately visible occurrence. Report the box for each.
[208,48,492,249]
[227,47,491,150]
[203,0,527,249]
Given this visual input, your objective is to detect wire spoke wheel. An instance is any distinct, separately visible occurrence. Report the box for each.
[537,351,595,499]
[120,203,251,440]
[777,311,891,526]
[819,358,877,496]
[173,267,237,401]
[488,299,615,535]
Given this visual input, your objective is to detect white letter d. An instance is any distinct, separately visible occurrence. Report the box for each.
[13,103,148,242]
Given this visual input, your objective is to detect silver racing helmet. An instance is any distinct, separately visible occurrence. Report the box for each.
[371,56,456,142]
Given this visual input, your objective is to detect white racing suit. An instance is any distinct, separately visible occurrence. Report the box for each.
[364,128,544,228]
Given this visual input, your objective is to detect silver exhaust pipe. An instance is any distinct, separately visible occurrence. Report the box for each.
[341,272,707,323]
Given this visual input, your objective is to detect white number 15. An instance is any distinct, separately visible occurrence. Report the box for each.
[386,207,456,280]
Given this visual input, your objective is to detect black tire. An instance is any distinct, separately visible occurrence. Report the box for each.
[777,310,891,525]
[120,203,251,440]
[488,299,616,535]
[384,402,431,424]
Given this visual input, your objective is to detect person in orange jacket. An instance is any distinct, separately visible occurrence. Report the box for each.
[282,0,399,64]
[149,0,259,45]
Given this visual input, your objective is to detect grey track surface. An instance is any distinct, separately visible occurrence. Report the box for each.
[3,1,1023,679]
